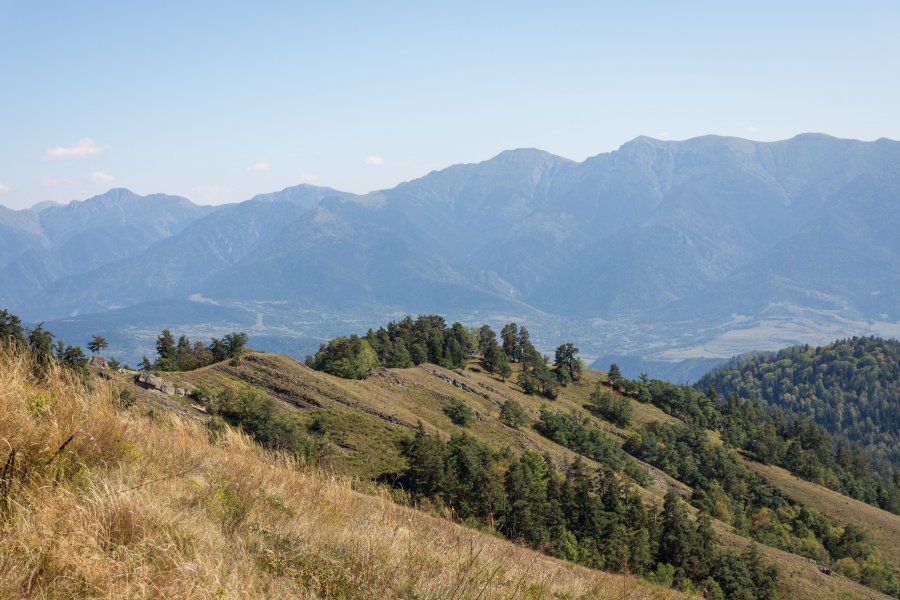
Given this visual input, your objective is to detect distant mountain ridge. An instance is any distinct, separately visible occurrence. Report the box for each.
[2,134,898,374]
[0,189,212,309]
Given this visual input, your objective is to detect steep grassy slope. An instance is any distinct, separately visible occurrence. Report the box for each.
[744,460,900,571]
[0,348,685,599]
[149,351,894,600]
[170,354,681,483]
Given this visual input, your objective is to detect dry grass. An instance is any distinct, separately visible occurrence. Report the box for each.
[0,347,686,600]
[155,353,894,599]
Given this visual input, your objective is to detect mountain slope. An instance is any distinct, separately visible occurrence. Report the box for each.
[0,189,212,310]
[22,186,353,319]
[150,349,895,599]
[0,348,687,599]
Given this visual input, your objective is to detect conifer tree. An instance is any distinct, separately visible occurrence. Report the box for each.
[87,334,108,355]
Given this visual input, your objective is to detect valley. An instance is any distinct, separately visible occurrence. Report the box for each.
[2,134,899,380]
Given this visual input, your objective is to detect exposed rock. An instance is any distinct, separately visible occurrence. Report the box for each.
[190,404,208,413]
[88,355,108,369]
[423,367,502,407]
[135,372,176,395]
[373,368,406,387]
[175,388,186,396]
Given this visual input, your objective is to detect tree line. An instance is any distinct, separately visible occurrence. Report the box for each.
[398,425,779,599]
[0,308,108,374]
[602,362,899,515]
[307,316,585,401]
[624,420,898,595]
[146,329,248,372]
[697,337,899,495]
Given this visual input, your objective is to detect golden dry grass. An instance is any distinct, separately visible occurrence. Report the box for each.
[0,347,686,600]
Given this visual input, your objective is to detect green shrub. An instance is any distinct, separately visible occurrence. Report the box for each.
[308,335,379,380]
[499,400,529,428]
[444,398,474,427]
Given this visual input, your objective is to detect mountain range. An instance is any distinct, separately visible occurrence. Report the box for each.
[2,133,898,378]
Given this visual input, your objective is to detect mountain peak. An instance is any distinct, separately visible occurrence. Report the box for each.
[88,188,141,203]
[486,148,571,167]
[30,200,63,213]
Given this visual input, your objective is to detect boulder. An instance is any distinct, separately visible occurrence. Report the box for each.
[136,372,175,393]
[175,388,186,396]
[88,355,108,369]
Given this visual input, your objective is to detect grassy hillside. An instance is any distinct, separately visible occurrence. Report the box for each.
[140,350,895,599]
[744,460,900,571]
[0,347,688,599]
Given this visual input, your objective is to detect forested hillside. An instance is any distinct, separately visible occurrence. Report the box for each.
[697,337,900,480]
[300,316,899,597]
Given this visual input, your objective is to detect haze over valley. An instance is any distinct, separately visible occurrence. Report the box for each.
[2,133,898,379]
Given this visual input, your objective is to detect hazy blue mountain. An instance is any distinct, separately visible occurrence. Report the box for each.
[24,185,353,319]
[3,134,899,374]
[0,205,44,268]
[0,189,212,308]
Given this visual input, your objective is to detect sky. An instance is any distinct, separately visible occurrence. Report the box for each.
[1,0,898,209]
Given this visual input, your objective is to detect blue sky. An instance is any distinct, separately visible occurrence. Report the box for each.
[1,0,898,209]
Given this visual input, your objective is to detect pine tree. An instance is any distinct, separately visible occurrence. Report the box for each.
[402,423,446,498]
[477,324,496,357]
[155,329,177,371]
[0,309,25,346]
[501,323,520,361]
[87,334,108,355]
[658,489,694,571]
[554,342,582,384]
[28,324,55,368]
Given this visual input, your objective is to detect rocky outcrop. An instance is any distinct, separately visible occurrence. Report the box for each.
[136,372,178,395]
[88,355,108,369]
[422,367,502,407]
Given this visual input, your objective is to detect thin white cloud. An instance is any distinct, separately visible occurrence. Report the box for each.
[91,171,114,183]
[247,161,271,172]
[41,176,62,187]
[0,183,9,194]
[299,173,320,183]
[746,126,759,133]
[43,137,104,160]
[365,155,385,166]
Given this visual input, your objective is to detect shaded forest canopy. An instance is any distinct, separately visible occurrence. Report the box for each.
[697,337,899,454]
[697,337,899,491]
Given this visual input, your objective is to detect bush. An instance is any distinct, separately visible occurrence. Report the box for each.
[309,335,379,380]
[444,398,474,427]
[499,400,529,428]
[212,388,315,459]
[589,385,632,427]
